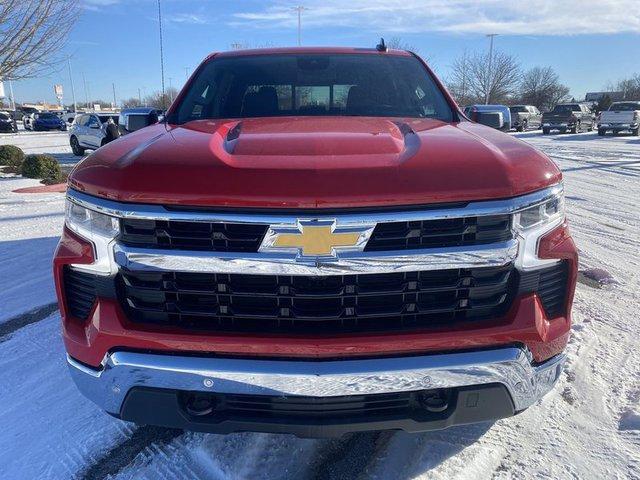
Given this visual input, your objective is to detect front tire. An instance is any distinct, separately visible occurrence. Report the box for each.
[542,127,550,135]
[570,122,579,134]
[70,136,85,156]
[598,129,606,136]
[633,127,640,136]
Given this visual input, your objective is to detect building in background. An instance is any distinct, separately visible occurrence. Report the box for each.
[585,91,625,102]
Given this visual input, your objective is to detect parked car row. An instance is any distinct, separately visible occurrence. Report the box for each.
[0,111,17,133]
[464,100,639,136]
[463,104,543,132]
[68,107,163,155]
[23,111,68,131]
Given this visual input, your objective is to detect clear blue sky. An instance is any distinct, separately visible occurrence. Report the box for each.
[11,0,640,105]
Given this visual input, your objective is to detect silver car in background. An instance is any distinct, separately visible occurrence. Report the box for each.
[68,112,119,156]
[463,104,512,131]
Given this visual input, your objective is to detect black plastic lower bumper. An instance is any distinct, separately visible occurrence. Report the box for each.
[117,383,515,438]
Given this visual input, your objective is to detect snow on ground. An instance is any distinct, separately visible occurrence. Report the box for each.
[0,127,78,166]
[0,129,638,479]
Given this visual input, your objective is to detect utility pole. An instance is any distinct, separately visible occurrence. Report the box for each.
[8,80,16,111]
[67,57,77,112]
[138,88,142,105]
[184,66,189,80]
[82,72,89,110]
[112,83,117,108]
[292,6,307,46]
[157,0,166,109]
[168,77,173,102]
[485,34,497,105]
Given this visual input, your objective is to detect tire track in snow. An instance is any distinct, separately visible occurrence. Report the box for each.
[78,426,184,480]
[0,302,58,341]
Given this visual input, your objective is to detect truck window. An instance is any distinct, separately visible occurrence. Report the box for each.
[172,54,453,123]
[609,102,640,111]
[551,105,580,114]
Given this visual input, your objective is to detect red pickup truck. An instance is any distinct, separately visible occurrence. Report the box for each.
[54,47,577,437]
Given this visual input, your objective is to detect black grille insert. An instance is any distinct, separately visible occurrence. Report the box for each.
[518,261,569,318]
[119,214,513,253]
[118,266,516,334]
[64,267,98,320]
[179,389,447,421]
[119,218,269,252]
[365,215,513,251]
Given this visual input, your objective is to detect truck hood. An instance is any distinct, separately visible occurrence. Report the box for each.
[69,117,561,209]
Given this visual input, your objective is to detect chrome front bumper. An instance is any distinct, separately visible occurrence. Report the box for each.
[68,347,565,416]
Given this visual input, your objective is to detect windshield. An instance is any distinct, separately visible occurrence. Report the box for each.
[551,105,580,114]
[39,113,58,119]
[171,54,453,124]
[609,102,640,111]
[509,106,527,113]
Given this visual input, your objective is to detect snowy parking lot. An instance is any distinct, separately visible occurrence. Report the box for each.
[0,128,639,479]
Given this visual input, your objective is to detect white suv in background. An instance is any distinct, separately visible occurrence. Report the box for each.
[68,113,119,155]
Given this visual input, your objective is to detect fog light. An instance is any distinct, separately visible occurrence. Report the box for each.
[184,394,216,416]
[418,389,449,413]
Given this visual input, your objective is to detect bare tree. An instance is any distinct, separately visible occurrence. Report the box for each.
[121,97,142,109]
[447,50,520,105]
[615,74,640,100]
[143,87,179,109]
[518,66,570,111]
[446,50,475,107]
[386,37,435,66]
[0,0,80,80]
[387,37,418,53]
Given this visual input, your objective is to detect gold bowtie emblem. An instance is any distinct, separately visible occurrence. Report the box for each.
[272,225,362,256]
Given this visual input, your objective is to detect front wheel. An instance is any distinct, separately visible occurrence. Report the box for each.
[598,129,606,136]
[542,127,550,135]
[570,123,579,134]
[633,127,640,137]
[70,136,85,156]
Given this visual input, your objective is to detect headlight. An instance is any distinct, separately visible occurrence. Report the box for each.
[513,187,565,270]
[65,199,120,274]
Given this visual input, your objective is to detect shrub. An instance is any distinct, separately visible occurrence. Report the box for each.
[0,145,25,169]
[21,154,61,180]
[41,171,68,185]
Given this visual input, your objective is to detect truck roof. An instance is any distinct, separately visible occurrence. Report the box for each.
[214,46,413,59]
